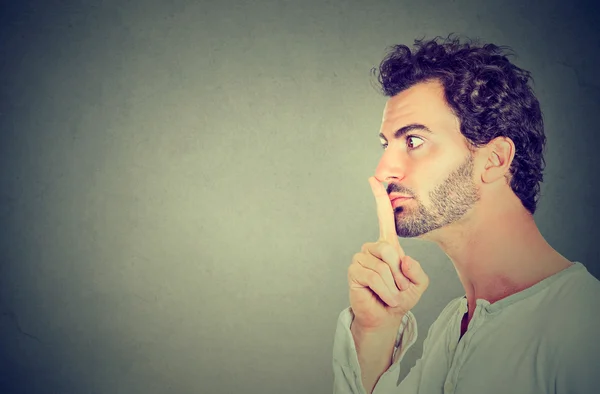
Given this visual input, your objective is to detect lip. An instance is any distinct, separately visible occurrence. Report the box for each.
[389,195,412,208]
[389,193,412,201]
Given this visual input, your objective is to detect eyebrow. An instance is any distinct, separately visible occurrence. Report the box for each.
[378,123,434,141]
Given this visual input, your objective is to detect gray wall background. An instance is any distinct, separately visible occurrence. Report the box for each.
[1,0,598,393]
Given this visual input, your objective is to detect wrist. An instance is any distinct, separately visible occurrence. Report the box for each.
[350,315,405,338]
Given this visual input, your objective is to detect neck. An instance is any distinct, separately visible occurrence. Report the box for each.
[420,191,571,314]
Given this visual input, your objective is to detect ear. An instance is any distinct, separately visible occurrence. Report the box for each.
[481,137,515,184]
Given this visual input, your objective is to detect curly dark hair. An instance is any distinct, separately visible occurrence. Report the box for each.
[372,35,546,215]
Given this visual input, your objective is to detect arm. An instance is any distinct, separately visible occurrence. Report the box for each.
[333,308,419,394]
[351,320,401,393]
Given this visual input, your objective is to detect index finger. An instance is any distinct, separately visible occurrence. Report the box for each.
[368,177,405,257]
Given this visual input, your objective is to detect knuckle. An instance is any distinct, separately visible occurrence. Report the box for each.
[365,270,378,283]
[378,242,397,263]
[373,260,391,276]
[361,242,375,253]
[375,240,387,250]
[369,241,385,254]
[348,260,361,274]
[347,263,355,275]
[348,260,361,276]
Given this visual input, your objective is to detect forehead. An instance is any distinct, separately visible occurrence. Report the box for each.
[380,80,462,139]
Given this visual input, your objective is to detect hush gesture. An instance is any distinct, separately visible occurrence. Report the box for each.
[347,177,429,393]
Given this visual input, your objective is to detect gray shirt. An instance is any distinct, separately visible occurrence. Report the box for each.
[333,262,600,394]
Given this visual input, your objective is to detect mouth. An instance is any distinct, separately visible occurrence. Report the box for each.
[390,196,412,208]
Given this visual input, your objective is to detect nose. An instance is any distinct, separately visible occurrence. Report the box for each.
[374,149,405,183]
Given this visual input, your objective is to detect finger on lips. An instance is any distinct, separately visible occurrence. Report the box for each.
[368,177,406,258]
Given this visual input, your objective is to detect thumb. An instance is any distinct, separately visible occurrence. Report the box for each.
[401,255,429,289]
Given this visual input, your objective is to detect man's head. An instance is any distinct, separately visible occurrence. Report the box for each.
[373,36,546,237]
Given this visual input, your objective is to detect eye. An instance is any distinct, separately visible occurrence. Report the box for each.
[380,139,388,150]
[406,135,424,150]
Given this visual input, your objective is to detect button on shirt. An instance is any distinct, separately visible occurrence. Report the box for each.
[333,262,600,394]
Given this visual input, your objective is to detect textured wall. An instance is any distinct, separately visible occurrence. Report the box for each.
[1,0,599,393]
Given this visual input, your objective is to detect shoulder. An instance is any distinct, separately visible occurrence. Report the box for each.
[548,263,600,393]
[539,263,600,335]
[550,262,600,319]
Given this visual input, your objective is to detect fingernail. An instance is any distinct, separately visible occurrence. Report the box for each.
[395,275,405,290]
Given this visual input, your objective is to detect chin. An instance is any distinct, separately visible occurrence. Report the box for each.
[396,217,446,240]
[396,227,428,239]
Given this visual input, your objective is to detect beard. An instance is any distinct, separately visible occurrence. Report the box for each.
[390,154,480,238]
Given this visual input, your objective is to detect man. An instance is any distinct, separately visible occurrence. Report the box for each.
[332,36,600,394]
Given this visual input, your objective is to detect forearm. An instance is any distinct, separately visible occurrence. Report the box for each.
[350,319,403,394]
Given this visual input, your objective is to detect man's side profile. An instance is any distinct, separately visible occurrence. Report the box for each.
[332,36,600,394]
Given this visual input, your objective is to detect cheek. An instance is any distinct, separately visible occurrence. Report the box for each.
[414,168,444,194]
[411,169,450,204]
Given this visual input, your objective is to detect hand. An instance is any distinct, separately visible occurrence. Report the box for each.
[348,177,429,331]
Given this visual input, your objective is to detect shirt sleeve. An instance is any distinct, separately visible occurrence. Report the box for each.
[553,318,600,394]
[332,307,418,394]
